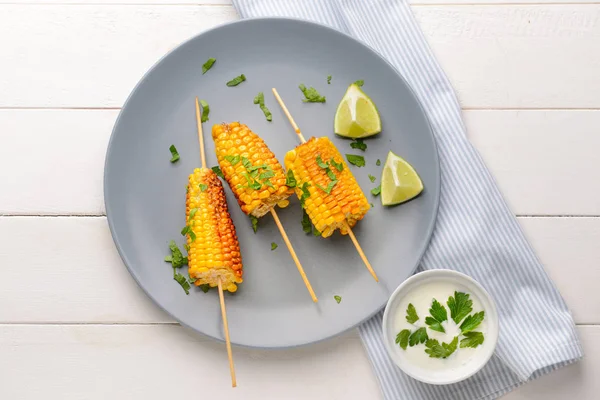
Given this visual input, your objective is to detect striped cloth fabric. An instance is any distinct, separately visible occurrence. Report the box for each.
[232,1,583,399]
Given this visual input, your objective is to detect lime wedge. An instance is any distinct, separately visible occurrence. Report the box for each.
[381,151,423,206]
[334,84,381,138]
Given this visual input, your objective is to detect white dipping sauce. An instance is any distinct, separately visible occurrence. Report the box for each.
[392,280,488,372]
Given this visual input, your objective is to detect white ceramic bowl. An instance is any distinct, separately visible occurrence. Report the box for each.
[382,269,499,385]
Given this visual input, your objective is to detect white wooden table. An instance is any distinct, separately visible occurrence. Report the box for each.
[1,1,598,398]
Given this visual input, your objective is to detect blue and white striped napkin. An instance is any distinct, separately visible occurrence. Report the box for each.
[232,1,583,398]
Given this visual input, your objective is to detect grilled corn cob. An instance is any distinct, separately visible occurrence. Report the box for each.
[284,136,370,238]
[186,168,243,293]
[212,122,293,217]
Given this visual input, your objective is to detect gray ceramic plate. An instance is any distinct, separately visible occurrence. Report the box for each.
[105,17,439,348]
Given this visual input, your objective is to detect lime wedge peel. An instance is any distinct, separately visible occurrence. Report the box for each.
[381,151,423,206]
[334,83,382,139]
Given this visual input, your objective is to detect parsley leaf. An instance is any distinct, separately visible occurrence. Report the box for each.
[334,295,342,304]
[226,74,246,87]
[346,154,365,167]
[198,184,207,192]
[271,242,278,251]
[368,174,376,183]
[371,185,381,196]
[425,317,445,333]
[396,329,411,350]
[259,170,275,180]
[253,92,273,121]
[460,331,485,349]
[429,299,448,323]
[224,155,240,165]
[168,240,186,268]
[350,139,367,151]
[202,57,216,74]
[376,159,381,166]
[299,84,326,103]
[164,255,173,262]
[241,157,252,170]
[425,337,458,359]
[354,80,364,87]
[250,215,259,233]
[406,303,419,324]
[301,209,312,234]
[447,291,473,324]
[199,284,211,293]
[299,182,311,207]
[199,99,209,122]
[325,168,336,181]
[188,208,198,222]
[330,158,343,172]
[409,327,428,347]
[327,75,332,84]
[316,154,329,169]
[169,145,180,163]
[459,311,485,334]
[286,169,297,188]
[313,227,321,236]
[315,180,337,194]
[211,166,224,178]
[173,268,191,295]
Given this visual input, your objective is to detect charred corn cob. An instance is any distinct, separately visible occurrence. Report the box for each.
[186,168,243,293]
[212,122,294,217]
[284,136,370,238]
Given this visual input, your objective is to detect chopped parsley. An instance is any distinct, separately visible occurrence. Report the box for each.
[396,329,411,350]
[202,57,216,74]
[408,327,428,347]
[459,311,485,334]
[327,75,332,84]
[169,145,180,163]
[188,208,198,222]
[173,268,191,295]
[447,291,473,324]
[425,337,458,359]
[350,139,367,151]
[180,225,196,242]
[326,168,336,181]
[406,303,419,324]
[286,169,297,188]
[345,154,365,167]
[199,99,210,123]
[368,174,376,183]
[199,284,211,293]
[460,332,485,349]
[271,242,278,251]
[250,215,259,233]
[211,166,224,178]
[301,210,312,234]
[224,155,240,165]
[371,185,381,196]
[370,203,374,208]
[316,180,337,194]
[316,154,329,169]
[167,240,187,268]
[313,227,321,237]
[334,295,342,304]
[241,156,253,170]
[376,159,381,166]
[198,184,208,192]
[226,74,246,87]
[298,84,326,103]
[354,79,364,87]
[330,158,343,172]
[253,92,273,121]
[299,182,311,206]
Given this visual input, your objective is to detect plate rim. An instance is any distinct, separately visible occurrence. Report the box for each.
[104,16,441,349]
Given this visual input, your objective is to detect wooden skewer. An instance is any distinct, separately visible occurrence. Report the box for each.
[195,97,237,387]
[271,88,379,282]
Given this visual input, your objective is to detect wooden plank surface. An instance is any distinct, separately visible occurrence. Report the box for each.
[0,4,599,108]
[0,324,596,400]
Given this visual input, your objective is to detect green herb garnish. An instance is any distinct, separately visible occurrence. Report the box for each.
[408,327,428,347]
[376,159,381,166]
[350,139,367,151]
[180,226,196,242]
[167,240,186,268]
[371,185,381,196]
[334,295,342,304]
[271,242,278,251]
[286,169,297,188]
[173,268,191,295]
[250,215,259,233]
[164,255,173,262]
[253,92,273,121]
[459,311,485,334]
[299,182,311,206]
[345,154,365,167]
[327,75,332,84]
[354,80,364,87]
[199,284,211,293]
[370,203,374,208]
[396,329,411,350]
[316,180,337,194]
[425,299,448,333]
[425,337,458,359]
[198,184,207,192]
[316,154,329,169]
[313,227,321,237]
[199,99,209,122]
[325,168,336,181]
[301,209,312,234]
[330,158,343,172]
[224,155,240,165]
[447,291,473,324]
[259,170,275,180]
[226,74,246,87]
[460,332,485,349]
[202,57,216,74]
[188,208,198,222]
[169,145,180,163]
[241,157,252,170]
[299,84,326,103]
[406,303,419,324]
[212,166,224,178]
[368,174,376,183]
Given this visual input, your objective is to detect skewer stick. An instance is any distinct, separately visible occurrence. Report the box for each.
[271,88,379,282]
[270,208,318,302]
[195,97,237,387]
